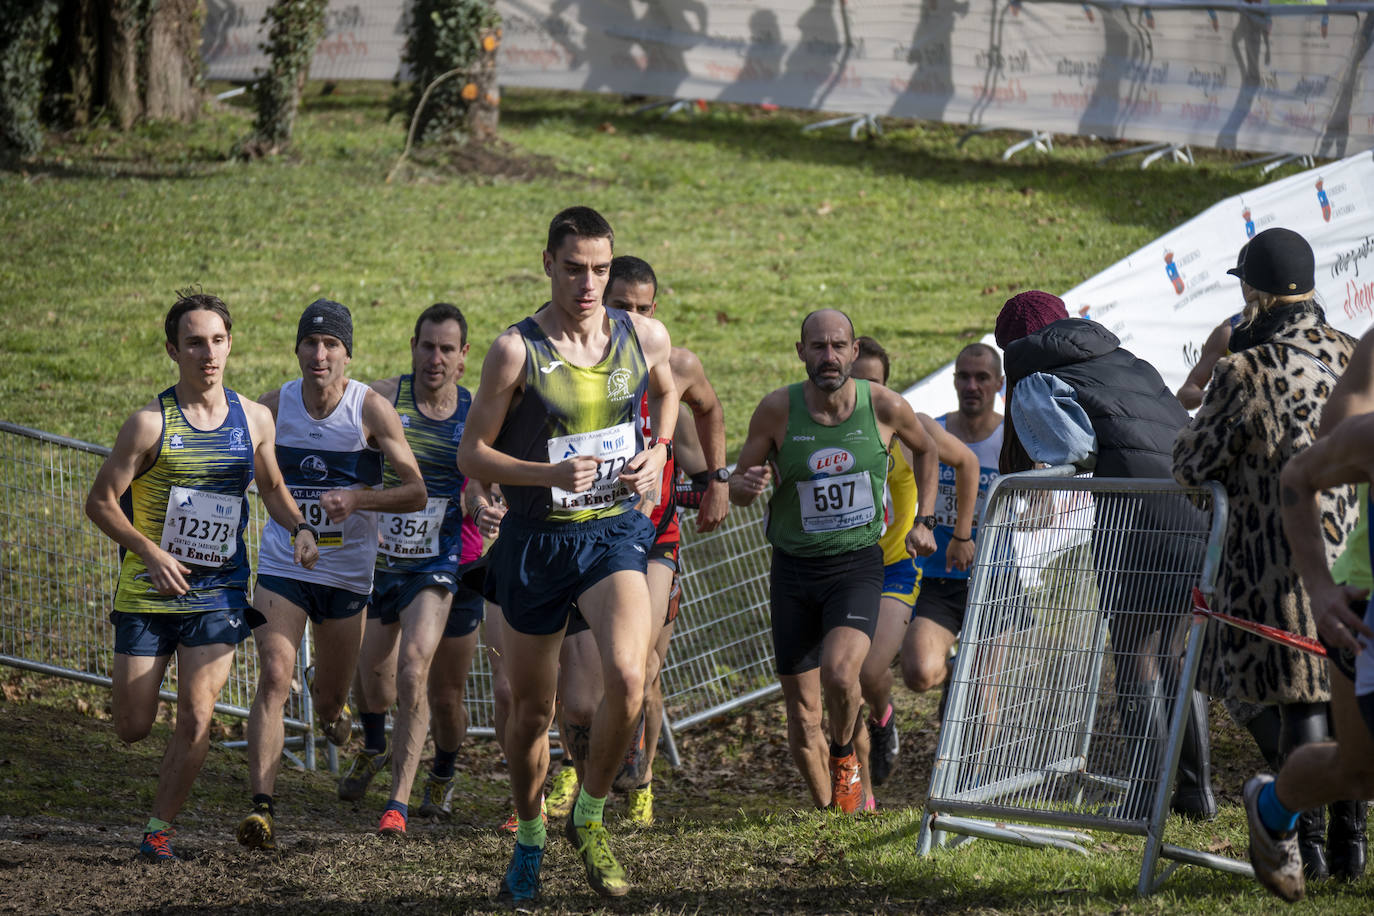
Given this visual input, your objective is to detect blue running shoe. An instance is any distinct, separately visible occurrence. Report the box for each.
[138,828,177,863]
[496,841,544,906]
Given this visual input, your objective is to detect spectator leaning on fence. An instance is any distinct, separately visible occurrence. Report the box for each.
[1173,227,1359,884]
[996,289,1217,822]
[84,292,319,863]
[730,309,939,815]
[237,298,427,853]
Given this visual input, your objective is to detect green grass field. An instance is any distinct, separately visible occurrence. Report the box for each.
[0,84,1358,913]
[0,82,1289,449]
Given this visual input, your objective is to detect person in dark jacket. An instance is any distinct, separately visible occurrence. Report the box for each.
[995,290,1216,822]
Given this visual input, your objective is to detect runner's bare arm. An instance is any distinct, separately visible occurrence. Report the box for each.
[919,412,978,572]
[242,399,317,570]
[872,386,938,557]
[318,388,428,521]
[1177,318,1233,411]
[1279,413,1374,653]
[672,346,729,532]
[729,389,785,507]
[1319,329,1374,435]
[84,403,192,596]
[456,329,601,493]
[463,478,507,539]
[621,313,677,501]
[369,375,401,403]
[257,387,281,419]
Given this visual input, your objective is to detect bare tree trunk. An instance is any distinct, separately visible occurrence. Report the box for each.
[465,26,500,142]
[143,0,202,121]
[104,0,141,129]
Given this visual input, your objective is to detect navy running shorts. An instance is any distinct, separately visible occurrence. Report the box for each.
[111,606,251,656]
[369,569,459,625]
[253,574,369,626]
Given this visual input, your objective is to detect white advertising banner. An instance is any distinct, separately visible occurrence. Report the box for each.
[203,1,1374,159]
[901,149,1374,420]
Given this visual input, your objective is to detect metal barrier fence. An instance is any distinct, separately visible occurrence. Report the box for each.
[0,421,778,759]
[916,468,1248,896]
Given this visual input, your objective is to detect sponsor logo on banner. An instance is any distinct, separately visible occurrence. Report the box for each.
[808,448,855,476]
[1242,207,1256,238]
[1207,9,1219,32]
[1317,179,1332,222]
[1081,4,1094,23]
[1164,250,1185,294]
[1322,14,1329,39]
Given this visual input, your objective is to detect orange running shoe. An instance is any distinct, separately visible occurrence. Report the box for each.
[828,751,866,813]
[378,808,407,837]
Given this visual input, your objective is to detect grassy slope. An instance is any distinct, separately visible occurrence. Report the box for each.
[0,83,1277,449]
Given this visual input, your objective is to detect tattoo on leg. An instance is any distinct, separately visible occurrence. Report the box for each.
[566,723,591,766]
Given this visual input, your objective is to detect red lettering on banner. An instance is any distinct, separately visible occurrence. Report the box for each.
[505,46,567,69]
[1345,278,1374,321]
[970,79,1027,106]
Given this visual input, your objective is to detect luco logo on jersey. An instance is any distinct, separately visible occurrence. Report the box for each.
[300,455,329,480]
[808,447,855,476]
[607,368,633,401]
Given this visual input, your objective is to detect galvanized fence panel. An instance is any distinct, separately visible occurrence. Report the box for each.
[0,422,781,754]
[917,468,1248,895]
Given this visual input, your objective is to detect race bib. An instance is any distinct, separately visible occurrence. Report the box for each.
[294,487,345,547]
[547,422,637,512]
[797,470,875,533]
[934,473,959,529]
[162,486,241,565]
[377,498,448,558]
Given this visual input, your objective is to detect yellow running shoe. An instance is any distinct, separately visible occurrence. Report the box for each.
[565,815,630,898]
[236,804,276,851]
[626,783,654,827]
[544,765,578,819]
[337,743,390,801]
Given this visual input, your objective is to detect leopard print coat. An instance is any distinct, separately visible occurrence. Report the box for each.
[1172,304,1357,704]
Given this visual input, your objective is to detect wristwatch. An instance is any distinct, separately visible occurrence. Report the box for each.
[292,521,319,541]
[709,467,730,483]
[914,515,938,531]
[651,436,673,459]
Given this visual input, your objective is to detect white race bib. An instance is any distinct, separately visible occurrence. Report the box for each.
[377,498,448,558]
[547,422,637,511]
[294,487,345,547]
[797,470,875,533]
[162,486,241,565]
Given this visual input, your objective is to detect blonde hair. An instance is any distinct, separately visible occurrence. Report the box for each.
[1238,286,1316,328]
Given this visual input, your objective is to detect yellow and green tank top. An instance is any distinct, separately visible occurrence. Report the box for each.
[767,380,888,557]
[495,308,648,522]
[113,387,254,614]
[878,442,917,567]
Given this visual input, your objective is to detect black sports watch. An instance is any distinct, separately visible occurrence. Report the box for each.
[914,515,938,531]
[709,467,730,483]
[292,521,319,541]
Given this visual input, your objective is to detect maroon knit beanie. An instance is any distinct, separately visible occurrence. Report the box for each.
[995,290,1069,349]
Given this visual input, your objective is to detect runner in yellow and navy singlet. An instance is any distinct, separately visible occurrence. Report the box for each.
[731,309,938,817]
[458,207,677,904]
[86,292,316,864]
[113,387,255,615]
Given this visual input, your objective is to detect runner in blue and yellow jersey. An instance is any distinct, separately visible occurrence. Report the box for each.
[338,303,481,840]
[85,292,318,863]
[457,207,677,904]
[730,310,938,815]
[237,298,427,852]
[850,336,978,798]
[557,255,731,829]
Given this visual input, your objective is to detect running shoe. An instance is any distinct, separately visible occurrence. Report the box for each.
[626,783,654,827]
[828,751,866,814]
[545,765,579,819]
[612,712,648,792]
[236,803,276,851]
[378,808,407,838]
[138,828,177,863]
[565,815,631,897]
[337,743,391,801]
[417,773,455,820]
[496,840,544,906]
[1244,774,1305,902]
[501,795,547,832]
[867,704,900,786]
